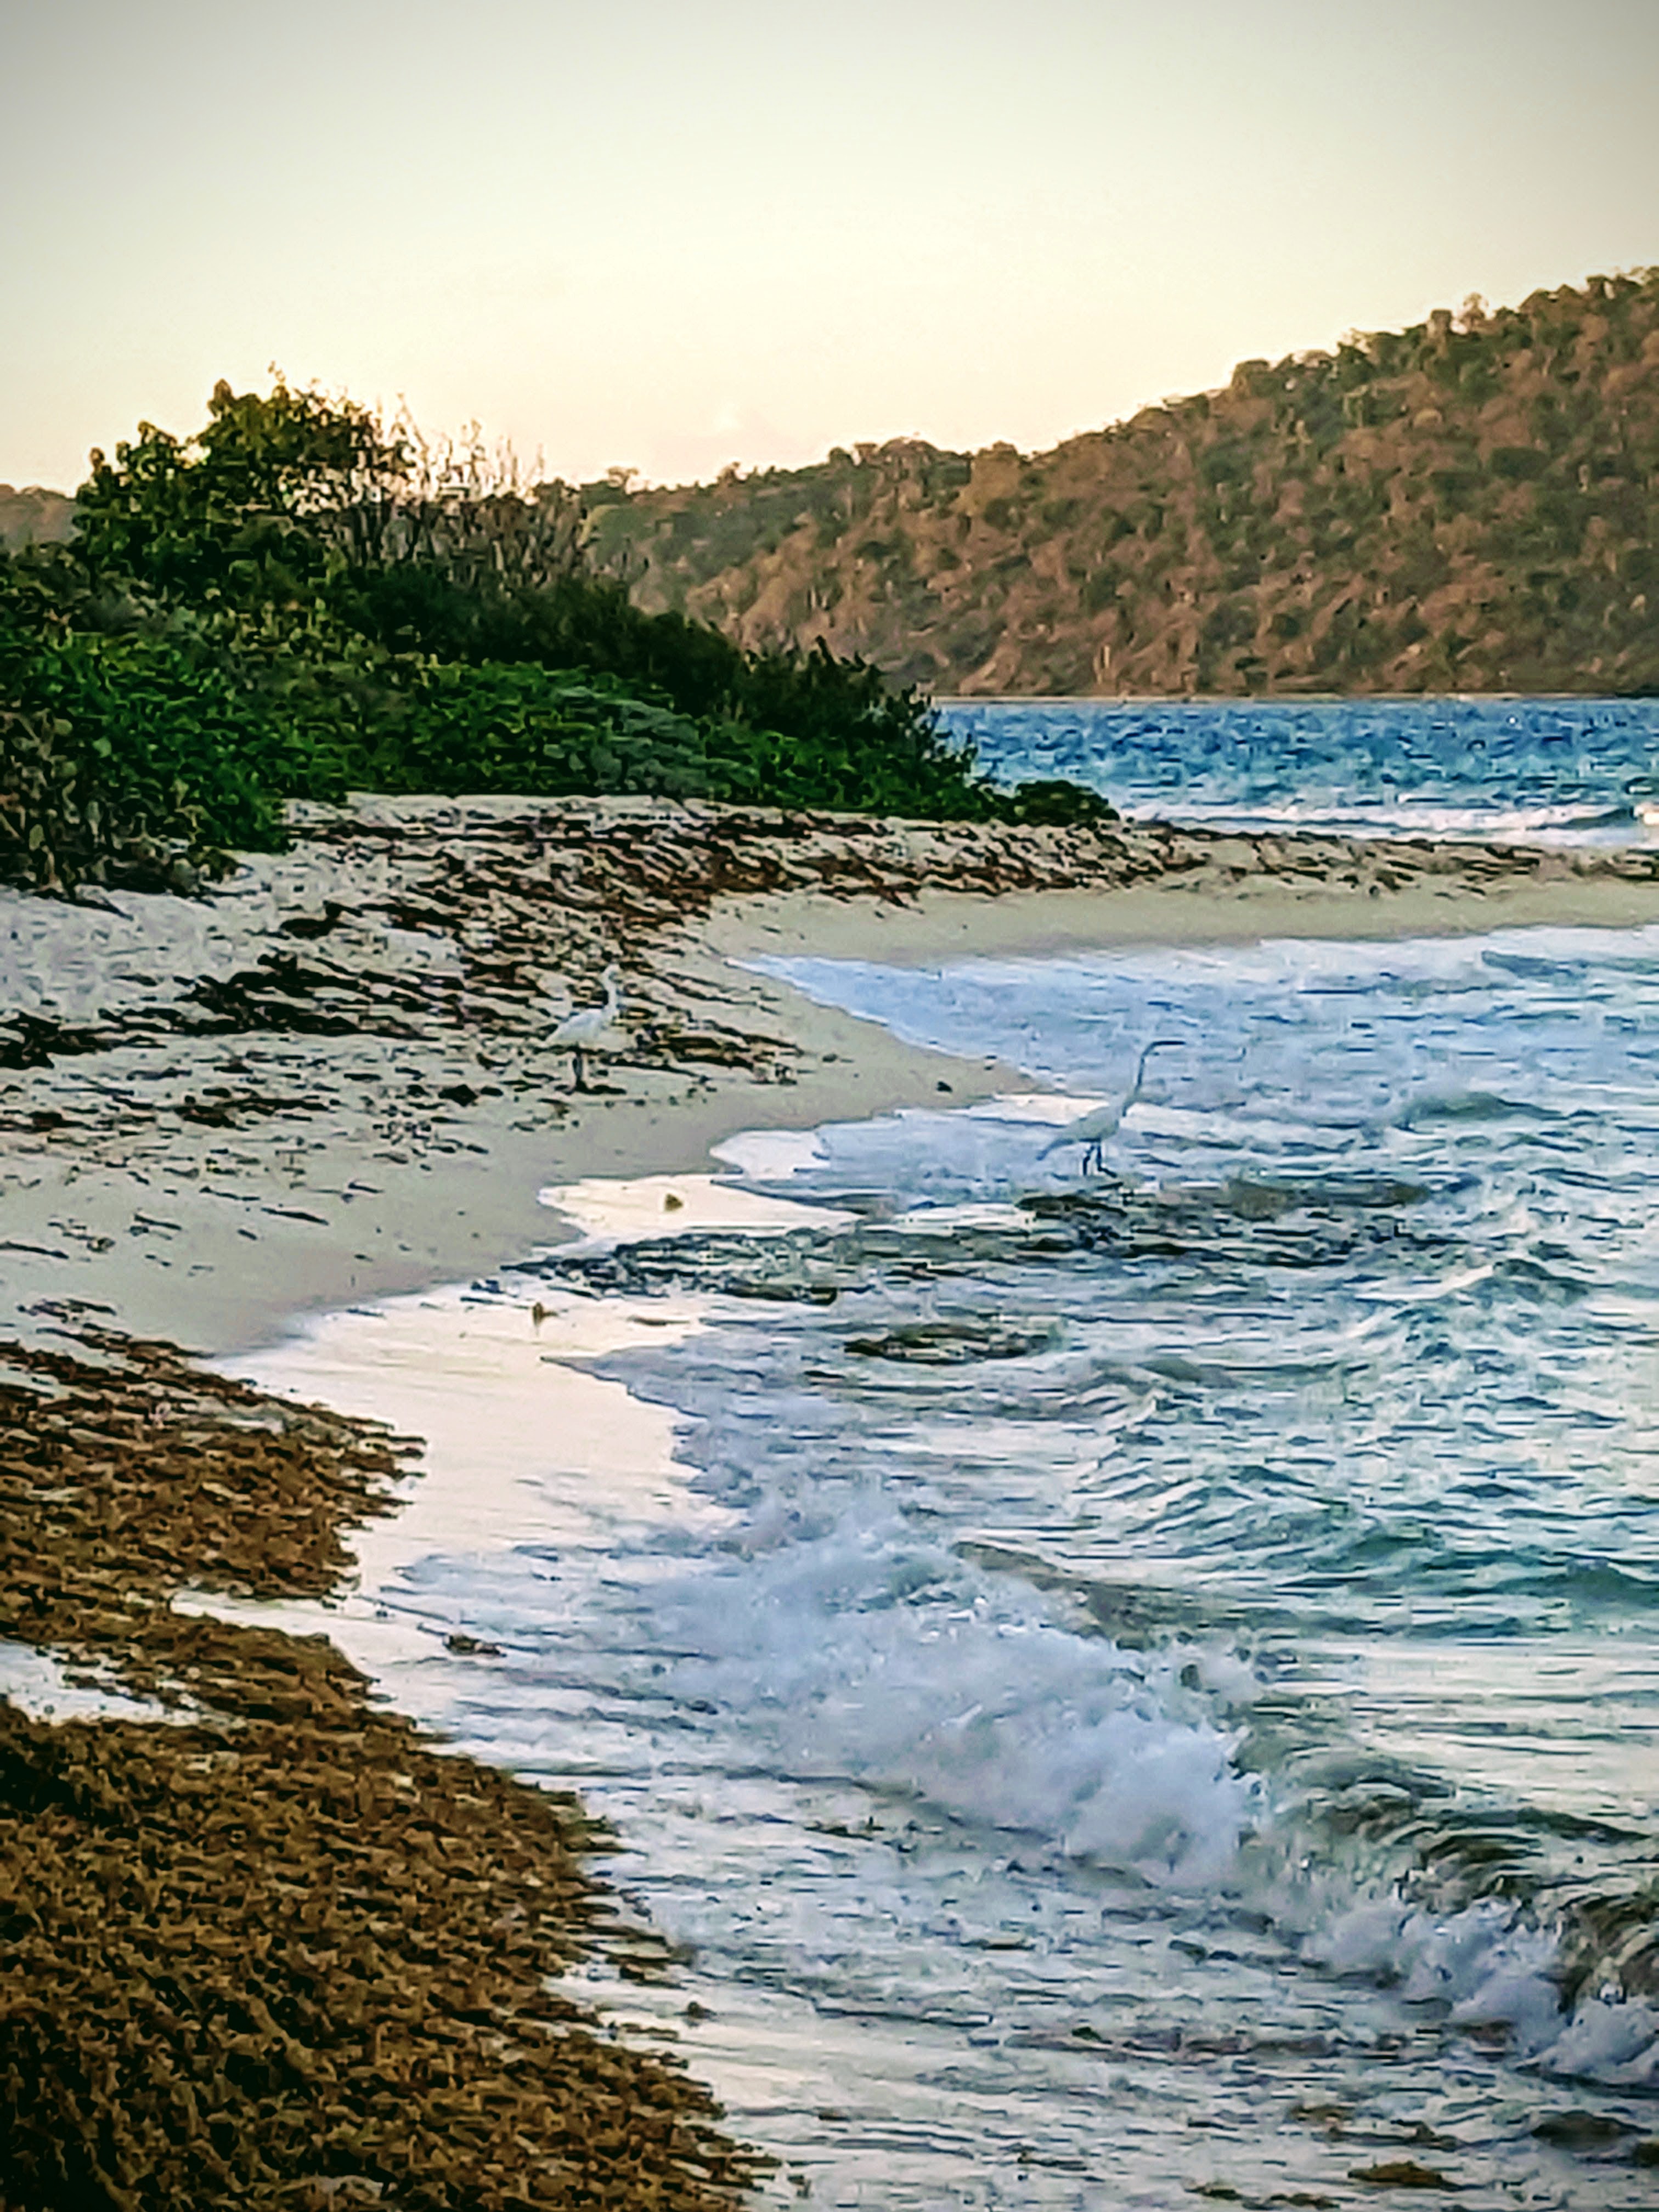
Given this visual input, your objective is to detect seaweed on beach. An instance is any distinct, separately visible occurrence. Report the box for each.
[0,1325,760,2210]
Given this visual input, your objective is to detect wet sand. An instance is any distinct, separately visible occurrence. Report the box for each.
[5,795,1659,2205]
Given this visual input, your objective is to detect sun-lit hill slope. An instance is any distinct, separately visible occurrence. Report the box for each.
[584,270,1659,697]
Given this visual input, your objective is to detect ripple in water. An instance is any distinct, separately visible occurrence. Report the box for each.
[230,923,1659,2205]
[944,694,1659,848]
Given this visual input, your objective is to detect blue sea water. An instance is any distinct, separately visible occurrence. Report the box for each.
[943,694,1659,847]
[235,705,1659,2206]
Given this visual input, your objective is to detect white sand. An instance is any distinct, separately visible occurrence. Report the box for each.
[709,866,1659,969]
[5,800,1659,1356]
[0,845,1014,1354]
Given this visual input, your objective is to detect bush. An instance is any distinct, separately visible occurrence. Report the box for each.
[0,620,287,890]
[992,778,1120,828]
[3,377,1104,892]
[354,661,710,801]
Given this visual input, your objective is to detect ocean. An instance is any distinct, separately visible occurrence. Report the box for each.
[228,700,1659,2207]
[943,693,1659,848]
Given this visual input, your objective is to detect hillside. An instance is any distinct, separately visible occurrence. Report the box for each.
[0,484,75,552]
[583,271,1659,696]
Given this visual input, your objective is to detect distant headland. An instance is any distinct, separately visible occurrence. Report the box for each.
[7,270,1657,701]
[581,269,1659,699]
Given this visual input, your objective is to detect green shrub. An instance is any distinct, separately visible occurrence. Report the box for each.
[994,778,1120,828]
[3,377,1113,893]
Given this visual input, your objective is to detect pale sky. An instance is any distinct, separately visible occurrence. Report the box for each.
[4,0,1657,492]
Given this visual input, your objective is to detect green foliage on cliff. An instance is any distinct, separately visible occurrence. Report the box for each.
[1,381,1008,891]
[585,270,1659,698]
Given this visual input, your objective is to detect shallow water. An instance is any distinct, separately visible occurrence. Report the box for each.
[945,695,1659,848]
[228,919,1659,2205]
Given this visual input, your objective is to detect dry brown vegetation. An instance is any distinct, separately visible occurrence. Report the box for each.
[587,270,1659,697]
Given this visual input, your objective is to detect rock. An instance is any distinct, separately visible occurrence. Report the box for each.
[1532,2111,1635,2153]
[1348,2159,1459,2190]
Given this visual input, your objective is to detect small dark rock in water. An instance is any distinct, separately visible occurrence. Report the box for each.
[444,1631,503,1656]
[1532,2111,1635,2152]
[1289,2101,1351,2130]
[845,1318,1055,1363]
[1348,2160,1459,2190]
[438,1082,479,1105]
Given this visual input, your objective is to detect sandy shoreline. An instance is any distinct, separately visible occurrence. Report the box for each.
[7,795,1659,2204]
[713,856,1659,968]
[5,795,1658,1356]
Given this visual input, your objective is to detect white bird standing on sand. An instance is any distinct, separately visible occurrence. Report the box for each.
[552,963,625,1091]
[1044,1039,1182,1175]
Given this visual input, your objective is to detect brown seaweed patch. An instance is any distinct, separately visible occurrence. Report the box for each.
[0,1323,759,2209]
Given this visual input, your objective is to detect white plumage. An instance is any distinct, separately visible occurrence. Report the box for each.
[1043,1039,1182,1174]
[552,963,625,1090]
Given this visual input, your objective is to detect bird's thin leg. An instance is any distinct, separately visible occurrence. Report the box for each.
[571,1045,587,1092]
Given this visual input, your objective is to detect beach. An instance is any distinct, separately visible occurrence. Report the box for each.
[7,795,1659,2206]
[8,794,1659,1357]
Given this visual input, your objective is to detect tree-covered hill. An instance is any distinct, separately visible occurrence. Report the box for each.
[584,270,1659,697]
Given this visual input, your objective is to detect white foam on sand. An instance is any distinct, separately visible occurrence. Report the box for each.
[179,1167,819,1666]
[0,1639,180,1725]
[201,1153,1267,1894]
[161,1132,1659,2200]
[537,1168,853,1246]
[196,1285,717,1623]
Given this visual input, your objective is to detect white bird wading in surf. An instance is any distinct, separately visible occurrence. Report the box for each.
[1043,1039,1182,1175]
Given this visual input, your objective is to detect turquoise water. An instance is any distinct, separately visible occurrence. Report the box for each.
[235,704,1659,2203]
[261,919,1659,2206]
[944,695,1659,846]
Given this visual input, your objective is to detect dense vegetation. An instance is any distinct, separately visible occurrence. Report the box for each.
[582,270,1659,697]
[13,267,1647,891]
[0,383,1047,895]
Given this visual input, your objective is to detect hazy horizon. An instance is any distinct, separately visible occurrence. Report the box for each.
[5,0,1657,495]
